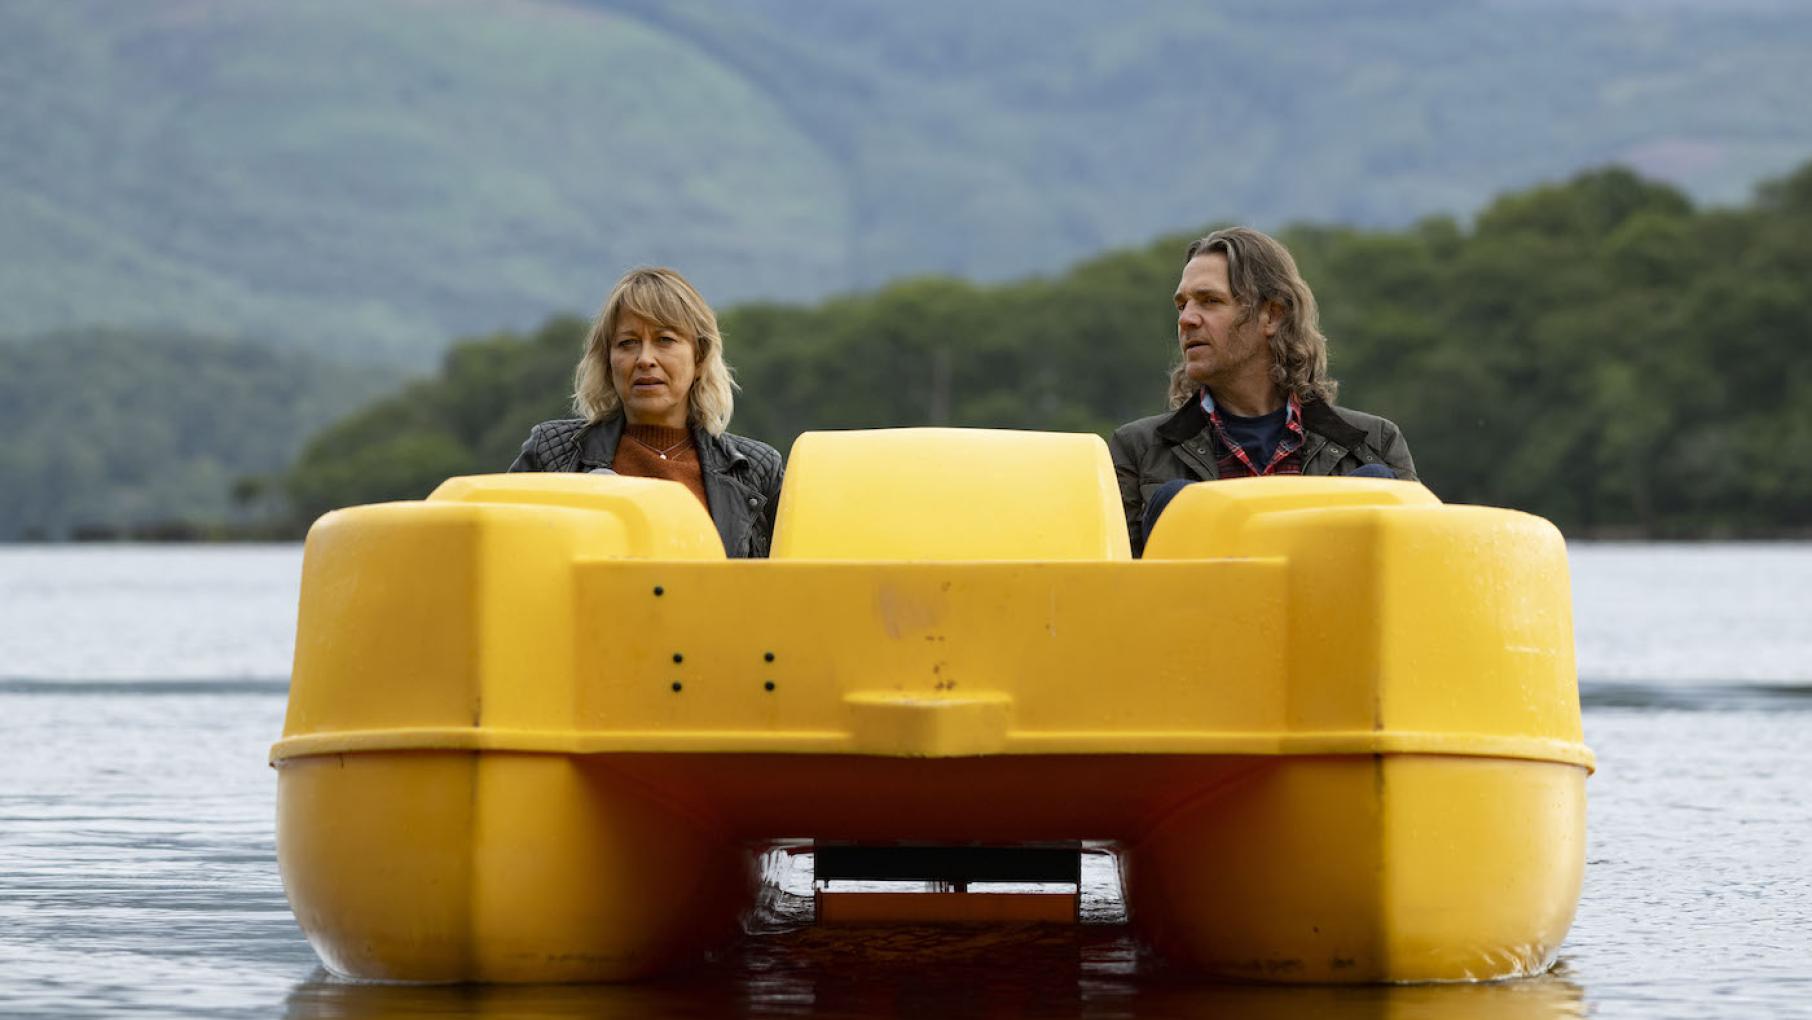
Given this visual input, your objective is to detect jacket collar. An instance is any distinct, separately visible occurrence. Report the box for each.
[1154,392,1367,480]
[574,415,623,470]
[1155,395,1211,444]
[696,429,749,474]
[575,415,751,470]
[1157,393,1363,447]
[1298,397,1368,449]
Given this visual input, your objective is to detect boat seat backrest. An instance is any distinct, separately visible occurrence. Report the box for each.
[770,428,1131,561]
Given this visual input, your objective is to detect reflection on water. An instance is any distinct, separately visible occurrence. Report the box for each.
[280,852,1590,1018]
[283,926,1586,1019]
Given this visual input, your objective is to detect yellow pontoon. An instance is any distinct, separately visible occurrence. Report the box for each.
[272,428,1592,983]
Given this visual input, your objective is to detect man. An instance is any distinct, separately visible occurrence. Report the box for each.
[1108,227,1416,556]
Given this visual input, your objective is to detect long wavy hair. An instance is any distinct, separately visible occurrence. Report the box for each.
[573,267,737,435]
[1166,227,1338,408]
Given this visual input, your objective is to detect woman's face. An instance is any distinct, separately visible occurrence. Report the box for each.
[608,311,698,428]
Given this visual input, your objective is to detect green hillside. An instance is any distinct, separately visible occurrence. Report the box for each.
[283,162,1812,538]
[0,332,399,539]
[3,1,1810,361]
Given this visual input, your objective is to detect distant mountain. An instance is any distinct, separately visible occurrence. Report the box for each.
[4,0,1810,361]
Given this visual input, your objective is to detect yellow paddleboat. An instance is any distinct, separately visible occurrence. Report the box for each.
[272,428,1593,983]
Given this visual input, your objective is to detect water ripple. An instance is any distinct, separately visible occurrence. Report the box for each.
[1579,679,1812,712]
[0,678,290,696]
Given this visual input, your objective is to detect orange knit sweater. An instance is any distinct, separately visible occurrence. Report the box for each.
[613,424,708,509]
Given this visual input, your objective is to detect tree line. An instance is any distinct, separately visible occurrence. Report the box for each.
[284,162,1812,537]
[0,332,398,540]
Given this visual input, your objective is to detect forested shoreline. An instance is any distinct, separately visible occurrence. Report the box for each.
[279,163,1812,539]
[5,163,1809,540]
[0,332,400,541]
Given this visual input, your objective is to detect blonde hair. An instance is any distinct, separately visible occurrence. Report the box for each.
[1166,227,1338,408]
[573,267,737,434]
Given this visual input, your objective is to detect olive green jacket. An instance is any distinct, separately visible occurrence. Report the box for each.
[1108,397,1417,555]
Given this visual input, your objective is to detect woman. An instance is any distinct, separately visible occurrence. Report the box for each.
[510,267,784,558]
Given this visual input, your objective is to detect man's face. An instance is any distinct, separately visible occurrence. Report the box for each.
[1175,253,1274,390]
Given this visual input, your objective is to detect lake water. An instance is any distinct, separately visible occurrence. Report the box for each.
[1,544,1809,1018]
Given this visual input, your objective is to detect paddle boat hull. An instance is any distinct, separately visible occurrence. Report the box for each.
[273,428,1592,983]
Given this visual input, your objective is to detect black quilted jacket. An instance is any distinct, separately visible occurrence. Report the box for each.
[509,416,785,558]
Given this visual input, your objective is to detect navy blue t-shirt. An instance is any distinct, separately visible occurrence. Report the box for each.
[1217,405,1291,467]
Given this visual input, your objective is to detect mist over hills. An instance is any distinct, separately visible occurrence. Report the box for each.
[4,0,1810,361]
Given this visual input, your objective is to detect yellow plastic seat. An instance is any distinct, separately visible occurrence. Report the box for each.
[772,427,1129,560]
